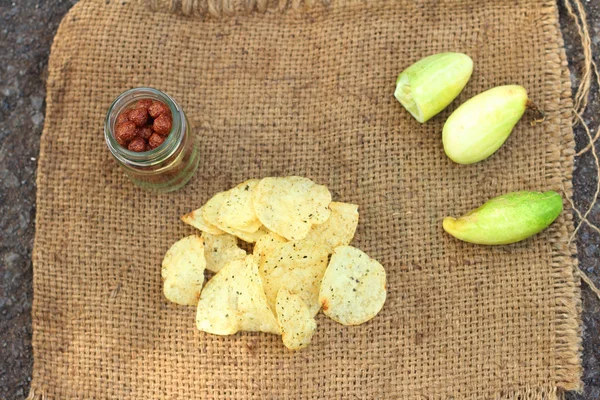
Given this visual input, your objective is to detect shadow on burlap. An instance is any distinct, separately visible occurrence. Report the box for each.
[28,0,582,398]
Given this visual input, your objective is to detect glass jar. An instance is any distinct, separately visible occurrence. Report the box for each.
[104,87,199,193]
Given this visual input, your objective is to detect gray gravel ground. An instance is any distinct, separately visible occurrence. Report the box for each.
[0,1,598,399]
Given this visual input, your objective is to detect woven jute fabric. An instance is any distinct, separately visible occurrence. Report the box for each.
[29,0,581,398]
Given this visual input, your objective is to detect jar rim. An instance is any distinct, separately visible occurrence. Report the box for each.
[104,87,184,167]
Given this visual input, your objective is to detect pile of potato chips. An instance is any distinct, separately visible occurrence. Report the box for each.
[161,176,387,350]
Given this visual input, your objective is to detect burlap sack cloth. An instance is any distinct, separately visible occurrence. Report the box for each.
[29,0,582,398]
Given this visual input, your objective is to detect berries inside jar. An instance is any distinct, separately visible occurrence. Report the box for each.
[114,99,173,152]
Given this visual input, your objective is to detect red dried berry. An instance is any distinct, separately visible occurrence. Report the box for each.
[148,133,166,149]
[135,99,153,110]
[115,121,137,146]
[127,137,147,152]
[128,107,149,127]
[153,113,172,135]
[148,100,171,119]
[116,109,132,126]
[137,126,154,140]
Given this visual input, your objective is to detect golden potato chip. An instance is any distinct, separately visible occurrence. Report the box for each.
[227,226,268,243]
[253,231,287,263]
[161,235,206,306]
[201,190,228,230]
[304,202,359,252]
[260,240,329,316]
[319,246,386,325]
[181,207,224,236]
[217,179,262,234]
[202,188,267,242]
[253,176,332,241]
[196,255,280,335]
[202,232,246,273]
[276,288,317,350]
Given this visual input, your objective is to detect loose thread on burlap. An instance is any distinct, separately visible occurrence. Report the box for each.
[562,0,600,301]
[565,191,600,236]
[564,116,600,300]
[569,112,600,242]
[563,0,592,117]
[574,58,600,157]
[25,388,47,400]
[563,0,600,156]
[564,193,600,297]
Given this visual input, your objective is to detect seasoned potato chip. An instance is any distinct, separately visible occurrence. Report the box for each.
[319,246,386,325]
[202,232,246,273]
[202,188,267,242]
[161,235,206,306]
[260,240,329,316]
[217,179,262,234]
[276,288,317,350]
[196,255,280,335]
[201,190,228,230]
[304,202,359,252]
[181,207,224,236]
[228,226,268,243]
[253,176,332,241]
[253,231,287,263]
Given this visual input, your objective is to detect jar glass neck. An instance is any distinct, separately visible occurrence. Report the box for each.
[104,88,185,167]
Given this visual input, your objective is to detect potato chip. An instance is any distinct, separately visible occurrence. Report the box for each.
[202,188,267,242]
[304,202,359,252]
[196,255,280,335]
[253,176,332,241]
[253,231,287,263]
[181,205,224,236]
[202,232,246,273]
[161,235,206,306]
[217,179,262,233]
[319,246,386,325]
[276,288,317,350]
[201,190,228,230]
[260,240,329,316]
[227,226,268,243]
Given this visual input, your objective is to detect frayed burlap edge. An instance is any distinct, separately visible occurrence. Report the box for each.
[25,386,570,400]
[544,0,584,394]
[140,0,330,17]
